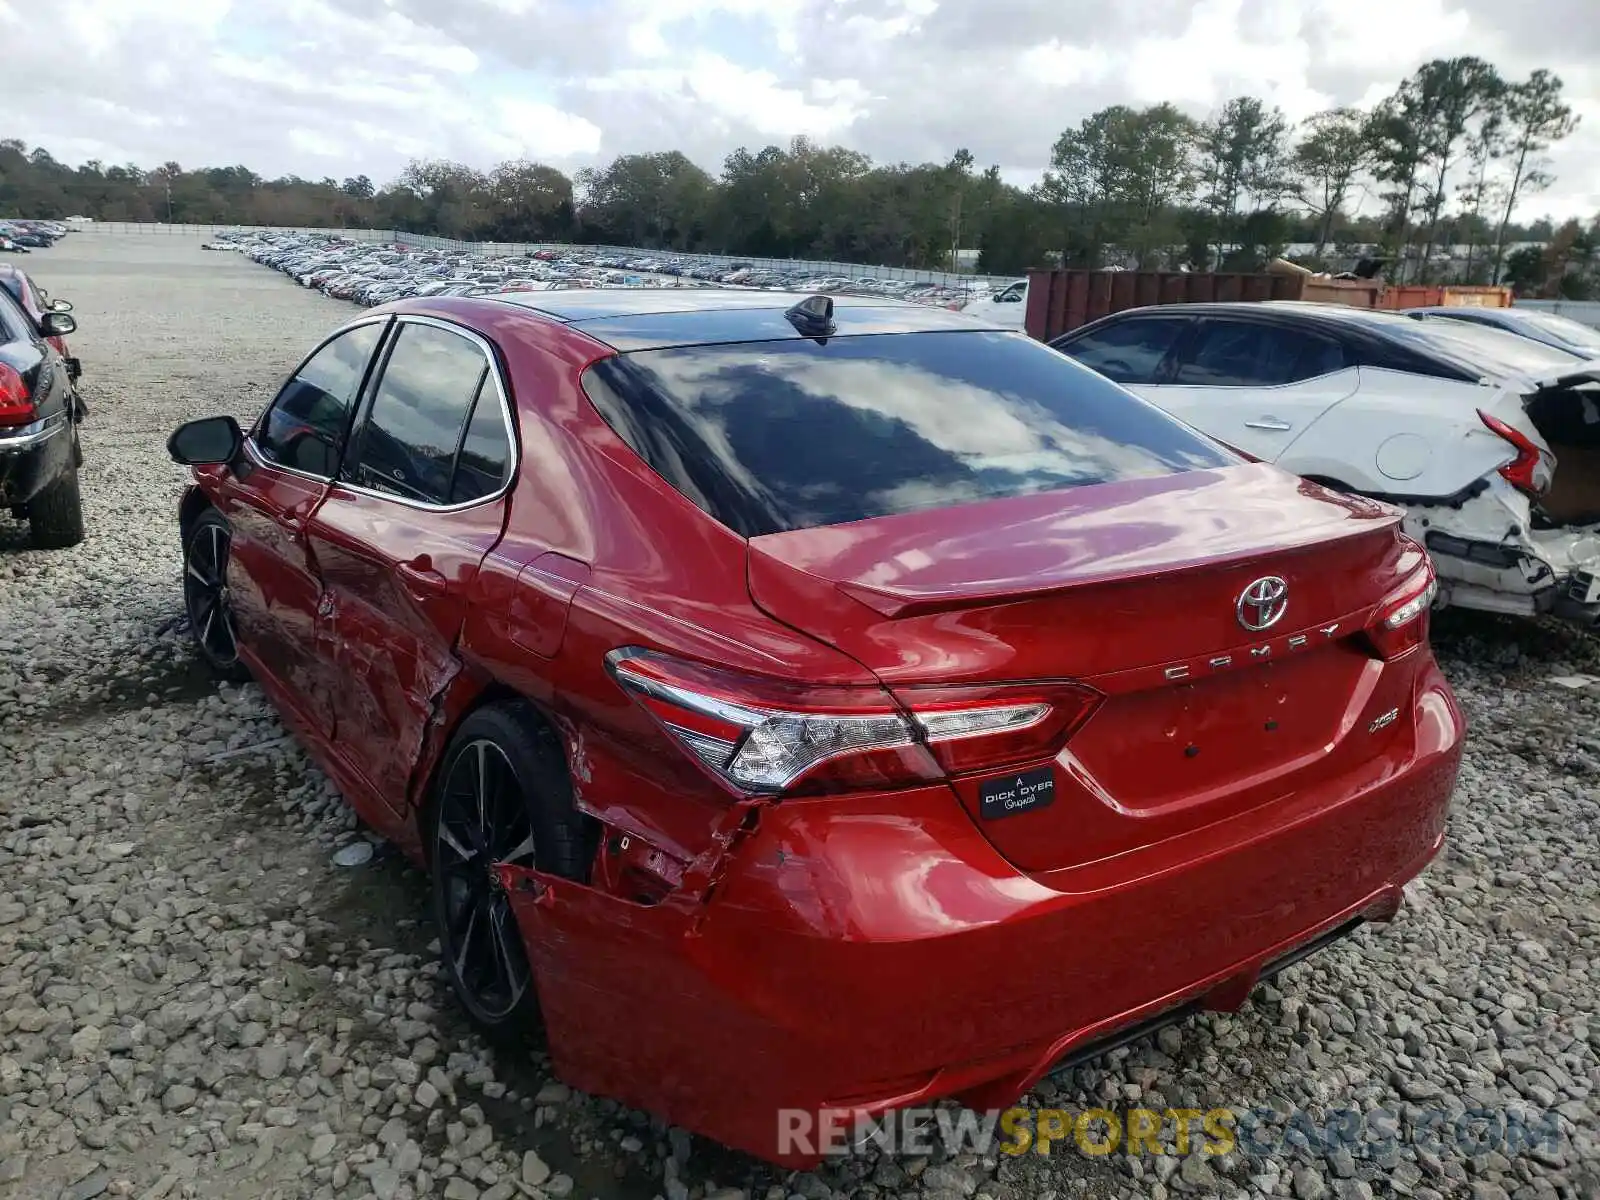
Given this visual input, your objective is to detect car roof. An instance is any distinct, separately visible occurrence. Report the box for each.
[1071,299,1468,338]
[477,287,1009,351]
[1401,305,1515,319]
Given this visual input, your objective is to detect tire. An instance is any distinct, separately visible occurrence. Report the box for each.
[29,463,85,549]
[428,701,587,1030]
[182,508,250,682]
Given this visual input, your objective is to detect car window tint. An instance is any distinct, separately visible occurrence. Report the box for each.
[351,322,488,505]
[257,322,384,476]
[449,379,514,504]
[0,285,35,343]
[581,329,1236,537]
[1173,321,1344,386]
[1056,318,1188,384]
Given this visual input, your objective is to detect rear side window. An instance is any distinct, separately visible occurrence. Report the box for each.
[450,380,513,504]
[0,288,32,343]
[349,322,492,505]
[1172,320,1346,386]
[581,330,1235,537]
[1056,318,1188,384]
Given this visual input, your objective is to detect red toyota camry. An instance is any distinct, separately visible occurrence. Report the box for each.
[167,290,1463,1165]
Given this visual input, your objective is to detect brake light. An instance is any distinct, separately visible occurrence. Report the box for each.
[1478,409,1548,497]
[605,649,1102,796]
[0,363,34,428]
[1364,559,1437,661]
[897,681,1102,775]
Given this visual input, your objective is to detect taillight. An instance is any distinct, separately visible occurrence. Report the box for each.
[605,649,1102,796]
[1364,559,1437,661]
[1478,409,1549,497]
[897,681,1102,775]
[0,363,34,428]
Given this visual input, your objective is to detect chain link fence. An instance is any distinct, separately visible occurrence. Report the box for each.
[76,222,1015,289]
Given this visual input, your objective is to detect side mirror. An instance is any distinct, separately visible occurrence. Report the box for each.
[49,299,73,313]
[168,415,243,465]
[40,311,76,337]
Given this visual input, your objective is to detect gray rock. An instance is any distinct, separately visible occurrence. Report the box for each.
[521,1150,551,1187]
[920,1166,977,1197]
[1293,1166,1330,1200]
[533,1081,570,1105]
[378,1117,409,1149]
[256,1044,288,1080]
[61,1171,112,1200]
[394,1140,422,1174]
[1178,1154,1217,1190]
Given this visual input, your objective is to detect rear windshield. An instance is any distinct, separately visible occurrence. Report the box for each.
[1393,318,1582,377]
[580,330,1235,537]
[1516,310,1600,353]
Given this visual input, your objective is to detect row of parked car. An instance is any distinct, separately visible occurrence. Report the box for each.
[0,218,71,254]
[207,232,992,311]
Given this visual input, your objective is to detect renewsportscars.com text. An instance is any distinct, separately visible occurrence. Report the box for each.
[778,1104,1566,1160]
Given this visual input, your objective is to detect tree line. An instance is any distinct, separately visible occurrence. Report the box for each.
[0,56,1593,295]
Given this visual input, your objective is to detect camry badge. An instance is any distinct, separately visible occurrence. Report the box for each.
[1236,576,1289,632]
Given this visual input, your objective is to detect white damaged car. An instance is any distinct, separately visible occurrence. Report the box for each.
[1050,302,1600,626]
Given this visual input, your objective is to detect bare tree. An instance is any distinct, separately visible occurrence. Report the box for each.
[1491,69,1580,283]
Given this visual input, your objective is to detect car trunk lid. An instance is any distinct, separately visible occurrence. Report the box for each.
[747,463,1422,874]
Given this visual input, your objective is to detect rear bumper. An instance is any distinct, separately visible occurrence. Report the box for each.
[0,413,71,506]
[505,661,1463,1166]
[1419,489,1600,626]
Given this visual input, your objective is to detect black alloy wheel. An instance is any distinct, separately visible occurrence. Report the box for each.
[183,511,247,679]
[429,703,588,1031]
[433,738,541,1024]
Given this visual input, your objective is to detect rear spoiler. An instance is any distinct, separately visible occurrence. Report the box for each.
[1528,361,1600,391]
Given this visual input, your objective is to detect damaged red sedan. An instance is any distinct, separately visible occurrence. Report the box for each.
[167,290,1464,1165]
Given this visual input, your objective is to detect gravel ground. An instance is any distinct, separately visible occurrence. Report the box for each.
[0,232,1595,1200]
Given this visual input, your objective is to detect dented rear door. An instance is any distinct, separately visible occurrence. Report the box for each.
[303,317,516,816]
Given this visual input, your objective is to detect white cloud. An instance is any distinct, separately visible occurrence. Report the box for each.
[0,0,1590,223]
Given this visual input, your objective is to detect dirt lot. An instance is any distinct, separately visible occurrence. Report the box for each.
[0,232,1595,1200]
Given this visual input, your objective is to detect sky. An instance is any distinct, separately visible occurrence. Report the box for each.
[1,0,1596,220]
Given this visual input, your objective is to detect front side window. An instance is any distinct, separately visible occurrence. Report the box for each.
[1172,321,1345,387]
[581,329,1236,537]
[257,322,385,476]
[348,322,491,505]
[1056,317,1189,384]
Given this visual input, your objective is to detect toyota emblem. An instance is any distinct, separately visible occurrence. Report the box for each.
[1236,576,1288,632]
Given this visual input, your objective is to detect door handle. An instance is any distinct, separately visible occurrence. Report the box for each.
[396,559,449,599]
[1244,417,1292,431]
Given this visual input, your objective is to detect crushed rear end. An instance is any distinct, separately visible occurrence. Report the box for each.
[1420,365,1600,625]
